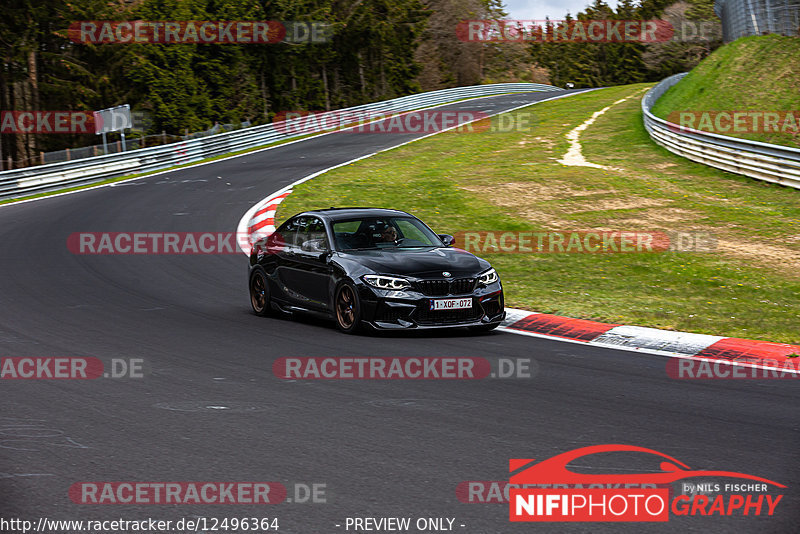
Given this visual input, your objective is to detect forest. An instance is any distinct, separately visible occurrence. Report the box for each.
[0,0,720,165]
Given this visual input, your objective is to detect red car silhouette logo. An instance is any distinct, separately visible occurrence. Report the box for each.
[510,444,785,487]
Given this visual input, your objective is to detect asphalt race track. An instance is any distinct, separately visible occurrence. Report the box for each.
[1,91,797,533]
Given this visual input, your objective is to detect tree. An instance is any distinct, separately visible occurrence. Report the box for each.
[529,0,721,89]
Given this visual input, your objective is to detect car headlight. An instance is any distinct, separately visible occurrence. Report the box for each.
[362,274,411,290]
[478,268,499,285]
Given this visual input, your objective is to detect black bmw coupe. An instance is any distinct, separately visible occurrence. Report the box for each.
[248,208,505,333]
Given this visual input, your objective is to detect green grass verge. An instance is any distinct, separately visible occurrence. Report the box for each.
[277,84,800,344]
[651,35,800,147]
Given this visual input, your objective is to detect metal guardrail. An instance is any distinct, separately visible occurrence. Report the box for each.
[642,73,800,189]
[0,83,559,200]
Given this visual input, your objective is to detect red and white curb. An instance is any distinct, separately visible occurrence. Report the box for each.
[500,308,800,374]
[237,191,292,255]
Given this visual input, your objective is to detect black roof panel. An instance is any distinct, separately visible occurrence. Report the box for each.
[302,207,413,220]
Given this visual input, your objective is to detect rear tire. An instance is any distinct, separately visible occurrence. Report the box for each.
[249,269,271,317]
[334,281,362,334]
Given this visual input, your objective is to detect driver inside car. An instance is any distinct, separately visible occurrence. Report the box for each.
[380,225,398,243]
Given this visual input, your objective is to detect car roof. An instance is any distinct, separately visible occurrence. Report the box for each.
[300,207,413,221]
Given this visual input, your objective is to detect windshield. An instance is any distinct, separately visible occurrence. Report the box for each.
[332,216,443,251]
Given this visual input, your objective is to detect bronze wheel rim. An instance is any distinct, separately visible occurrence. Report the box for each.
[250,273,266,312]
[336,285,356,329]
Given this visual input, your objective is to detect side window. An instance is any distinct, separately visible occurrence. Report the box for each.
[297,217,329,254]
[307,218,328,250]
[294,216,310,250]
[271,218,299,252]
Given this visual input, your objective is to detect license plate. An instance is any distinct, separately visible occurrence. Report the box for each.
[430,298,473,311]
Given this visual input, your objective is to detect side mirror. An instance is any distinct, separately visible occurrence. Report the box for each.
[438,234,455,246]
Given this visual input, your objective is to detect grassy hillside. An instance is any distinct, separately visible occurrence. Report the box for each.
[651,35,800,147]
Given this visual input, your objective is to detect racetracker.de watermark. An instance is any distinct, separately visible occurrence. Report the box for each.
[666,358,800,380]
[1,111,95,134]
[272,110,536,134]
[456,19,720,43]
[457,481,662,503]
[667,110,800,135]
[454,231,716,254]
[0,357,145,379]
[69,482,287,504]
[69,21,331,44]
[273,357,534,380]
[67,232,248,254]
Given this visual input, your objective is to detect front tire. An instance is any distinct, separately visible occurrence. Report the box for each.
[249,269,271,317]
[334,281,362,334]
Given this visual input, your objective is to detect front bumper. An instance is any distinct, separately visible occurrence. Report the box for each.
[358,282,505,330]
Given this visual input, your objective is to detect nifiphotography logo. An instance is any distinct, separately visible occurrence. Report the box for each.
[509,444,785,522]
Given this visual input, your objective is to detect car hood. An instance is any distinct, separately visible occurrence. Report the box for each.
[339,247,488,278]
